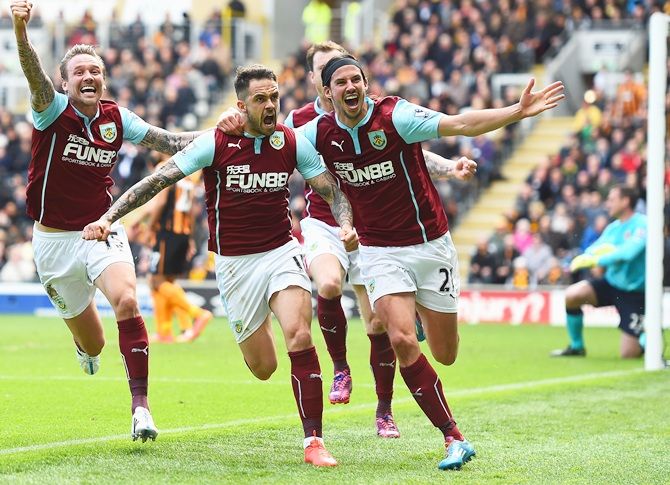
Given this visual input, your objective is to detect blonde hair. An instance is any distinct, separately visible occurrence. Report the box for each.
[59,44,105,80]
[306,41,348,71]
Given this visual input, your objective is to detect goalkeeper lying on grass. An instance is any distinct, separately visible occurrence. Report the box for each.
[551,185,647,359]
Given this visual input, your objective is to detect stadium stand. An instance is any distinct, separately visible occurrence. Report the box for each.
[0,0,666,290]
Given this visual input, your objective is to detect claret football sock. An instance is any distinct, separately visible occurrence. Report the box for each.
[368,332,396,412]
[400,353,463,441]
[289,346,324,438]
[118,316,149,412]
[317,295,348,370]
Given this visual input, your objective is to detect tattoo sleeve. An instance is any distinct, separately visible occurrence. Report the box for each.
[103,160,186,224]
[139,127,207,155]
[16,39,55,112]
[423,150,456,178]
[305,172,353,228]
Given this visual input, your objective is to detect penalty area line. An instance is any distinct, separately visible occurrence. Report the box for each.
[0,367,645,456]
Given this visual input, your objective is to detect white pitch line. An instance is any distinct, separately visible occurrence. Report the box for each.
[0,368,646,456]
[0,367,645,388]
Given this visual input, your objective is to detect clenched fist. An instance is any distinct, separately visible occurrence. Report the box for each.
[11,0,33,24]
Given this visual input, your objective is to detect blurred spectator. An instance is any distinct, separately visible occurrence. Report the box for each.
[200,9,222,48]
[468,238,497,284]
[522,233,554,287]
[513,218,533,254]
[539,257,570,286]
[493,234,520,285]
[0,243,35,282]
[302,0,332,44]
[580,213,609,252]
[68,9,97,46]
[343,1,362,46]
[614,69,646,120]
[128,14,147,46]
[487,216,513,255]
[573,90,602,143]
[512,256,530,289]
[537,214,570,260]
[226,0,247,60]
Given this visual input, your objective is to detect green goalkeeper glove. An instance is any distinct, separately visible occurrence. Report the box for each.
[590,243,616,257]
[570,254,599,272]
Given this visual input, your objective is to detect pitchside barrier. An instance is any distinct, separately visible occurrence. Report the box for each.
[2,282,669,328]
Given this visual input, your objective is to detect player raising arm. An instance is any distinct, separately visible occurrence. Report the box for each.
[84,65,355,467]
[12,0,207,441]
[298,54,564,470]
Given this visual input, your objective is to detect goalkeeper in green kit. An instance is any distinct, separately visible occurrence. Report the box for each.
[551,185,647,358]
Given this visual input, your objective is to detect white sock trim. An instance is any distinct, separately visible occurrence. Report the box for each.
[303,436,324,449]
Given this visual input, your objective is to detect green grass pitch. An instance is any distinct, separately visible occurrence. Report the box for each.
[0,315,668,484]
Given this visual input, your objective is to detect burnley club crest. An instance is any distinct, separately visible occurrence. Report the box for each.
[99,122,117,143]
[269,131,285,150]
[368,130,387,150]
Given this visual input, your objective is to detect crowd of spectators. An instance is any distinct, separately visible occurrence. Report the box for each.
[0,9,231,282]
[0,0,665,286]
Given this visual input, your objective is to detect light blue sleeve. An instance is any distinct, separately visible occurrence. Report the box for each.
[297,117,319,147]
[284,110,295,129]
[295,131,326,180]
[119,106,151,143]
[31,92,68,131]
[173,131,216,176]
[585,224,616,254]
[598,216,647,266]
[391,98,443,144]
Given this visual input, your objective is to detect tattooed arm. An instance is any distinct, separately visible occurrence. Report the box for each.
[82,160,186,241]
[11,0,55,112]
[305,171,353,229]
[423,151,478,181]
[139,126,209,155]
[304,171,358,250]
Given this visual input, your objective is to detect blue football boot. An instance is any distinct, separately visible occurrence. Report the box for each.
[438,439,476,470]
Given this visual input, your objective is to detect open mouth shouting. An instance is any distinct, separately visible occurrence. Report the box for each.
[343,92,359,110]
[80,85,97,98]
[262,111,276,130]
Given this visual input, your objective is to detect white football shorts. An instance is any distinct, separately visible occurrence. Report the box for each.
[300,216,363,285]
[32,223,134,318]
[359,231,460,313]
[214,239,312,343]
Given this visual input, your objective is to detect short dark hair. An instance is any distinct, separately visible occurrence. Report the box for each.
[306,41,348,71]
[613,184,639,209]
[234,64,277,99]
[59,44,105,80]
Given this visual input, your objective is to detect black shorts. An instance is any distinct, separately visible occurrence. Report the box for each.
[149,234,190,276]
[590,278,645,337]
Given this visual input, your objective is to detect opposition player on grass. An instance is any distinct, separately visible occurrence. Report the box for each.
[11,0,204,441]
[552,184,646,358]
[218,41,477,439]
[83,65,356,467]
[298,55,564,470]
[141,161,212,343]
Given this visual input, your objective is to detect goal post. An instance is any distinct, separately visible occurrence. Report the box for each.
[645,12,669,371]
